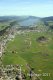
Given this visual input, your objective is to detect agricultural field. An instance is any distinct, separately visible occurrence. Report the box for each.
[2,31,53,80]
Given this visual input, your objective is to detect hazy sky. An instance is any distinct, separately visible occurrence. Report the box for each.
[0,0,53,17]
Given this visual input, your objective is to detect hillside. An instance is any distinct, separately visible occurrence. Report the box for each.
[42,16,53,22]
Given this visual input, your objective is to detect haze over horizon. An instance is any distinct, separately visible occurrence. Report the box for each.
[0,0,53,17]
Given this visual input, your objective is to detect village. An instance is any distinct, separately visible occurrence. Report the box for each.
[0,27,23,80]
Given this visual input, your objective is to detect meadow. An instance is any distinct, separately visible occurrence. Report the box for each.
[2,31,53,80]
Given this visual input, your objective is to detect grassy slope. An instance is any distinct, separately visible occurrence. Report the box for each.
[0,22,10,30]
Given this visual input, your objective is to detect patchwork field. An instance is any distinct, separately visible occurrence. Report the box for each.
[2,31,53,80]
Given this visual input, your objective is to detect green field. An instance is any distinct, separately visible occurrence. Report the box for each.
[2,31,53,80]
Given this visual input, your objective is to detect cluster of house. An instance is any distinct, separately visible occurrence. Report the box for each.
[0,64,26,80]
[0,27,17,58]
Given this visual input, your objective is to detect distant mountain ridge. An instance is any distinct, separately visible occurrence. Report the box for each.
[0,16,53,21]
[0,16,53,26]
[41,16,53,21]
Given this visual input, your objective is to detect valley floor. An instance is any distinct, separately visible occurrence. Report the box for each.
[0,30,53,80]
